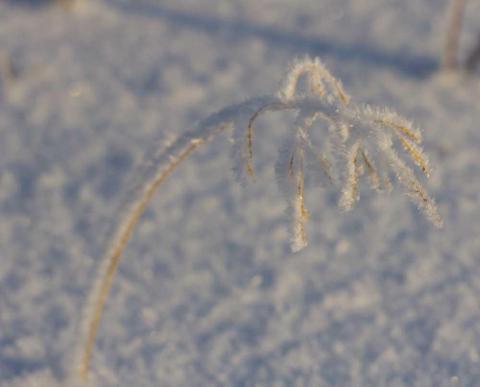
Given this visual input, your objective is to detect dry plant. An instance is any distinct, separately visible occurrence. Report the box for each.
[442,0,480,72]
[466,32,480,72]
[443,0,467,70]
[0,51,16,90]
[71,57,443,382]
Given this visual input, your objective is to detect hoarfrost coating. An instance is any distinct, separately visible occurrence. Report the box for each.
[1,0,480,386]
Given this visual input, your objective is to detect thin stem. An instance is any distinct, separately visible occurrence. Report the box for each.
[442,0,467,70]
[74,124,228,382]
[466,32,480,72]
[0,51,15,90]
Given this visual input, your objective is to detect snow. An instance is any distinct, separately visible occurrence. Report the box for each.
[1,0,480,386]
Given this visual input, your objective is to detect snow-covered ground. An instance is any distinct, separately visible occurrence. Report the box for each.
[1,1,480,386]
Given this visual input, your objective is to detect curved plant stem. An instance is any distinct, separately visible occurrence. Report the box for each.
[74,123,229,381]
[72,96,283,382]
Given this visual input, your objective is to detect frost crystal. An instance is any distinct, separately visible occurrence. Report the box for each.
[244,57,443,249]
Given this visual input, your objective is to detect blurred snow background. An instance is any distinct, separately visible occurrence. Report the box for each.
[1,0,480,386]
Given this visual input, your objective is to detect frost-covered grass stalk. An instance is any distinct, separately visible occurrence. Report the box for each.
[442,0,480,72]
[72,57,443,382]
